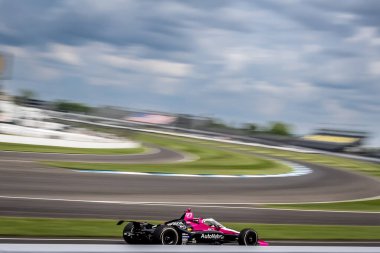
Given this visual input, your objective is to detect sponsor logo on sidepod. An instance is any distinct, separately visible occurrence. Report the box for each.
[200,234,224,240]
[167,222,186,229]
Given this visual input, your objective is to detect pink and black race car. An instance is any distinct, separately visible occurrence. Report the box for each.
[117,208,268,246]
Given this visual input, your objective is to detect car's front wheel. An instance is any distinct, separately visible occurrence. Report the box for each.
[238,228,258,246]
[153,225,180,245]
[123,222,139,244]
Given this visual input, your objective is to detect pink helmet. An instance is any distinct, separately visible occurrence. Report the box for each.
[184,208,194,221]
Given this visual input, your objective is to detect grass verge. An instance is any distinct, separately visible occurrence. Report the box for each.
[1,216,380,240]
[57,121,380,178]
[0,142,145,155]
[129,131,380,178]
[228,144,380,178]
[43,133,291,175]
[265,199,380,212]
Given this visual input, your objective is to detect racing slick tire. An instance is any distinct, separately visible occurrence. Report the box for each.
[238,228,258,246]
[123,222,140,244]
[153,225,180,245]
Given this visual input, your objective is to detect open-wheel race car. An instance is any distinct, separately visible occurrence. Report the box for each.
[117,208,268,246]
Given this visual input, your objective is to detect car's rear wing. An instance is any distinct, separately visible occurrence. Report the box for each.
[116,220,143,226]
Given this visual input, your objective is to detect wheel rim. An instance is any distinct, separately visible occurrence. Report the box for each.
[124,226,132,235]
[124,225,135,242]
[162,230,177,245]
[245,231,256,245]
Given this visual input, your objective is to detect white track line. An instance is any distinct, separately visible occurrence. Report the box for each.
[0,238,379,244]
[1,194,379,205]
[0,195,379,214]
[0,160,36,163]
[74,161,312,178]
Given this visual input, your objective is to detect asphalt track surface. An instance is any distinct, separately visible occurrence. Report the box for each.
[2,244,380,253]
[1,238,380,246]
[0,146,380,226]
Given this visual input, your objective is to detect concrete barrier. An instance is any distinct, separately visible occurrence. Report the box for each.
[0,124,140,149]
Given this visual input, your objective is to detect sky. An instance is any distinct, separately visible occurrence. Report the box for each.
[0,0,379,146]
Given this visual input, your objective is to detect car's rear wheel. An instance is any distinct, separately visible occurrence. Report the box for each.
[238,228,258,246]
[123,222,139,244]
[153,225,180,245]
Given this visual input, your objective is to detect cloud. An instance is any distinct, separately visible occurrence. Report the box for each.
[322,99,359,123]
[99,54,192,77]
[0,0,192,51]
[47,44,82,65]
[32,66,62,81]
[346,26,380,46]
[368,61,380,76]
[1,0,380,145]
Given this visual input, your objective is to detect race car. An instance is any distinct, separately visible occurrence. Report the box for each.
[117,208,268,246]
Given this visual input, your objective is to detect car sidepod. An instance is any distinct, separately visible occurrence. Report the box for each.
[189,231,227,244]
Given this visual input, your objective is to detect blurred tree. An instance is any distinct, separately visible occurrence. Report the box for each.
[243,123,258,135]
[15,89,37,105]
[54,100,91,114]
[207,119,229,129]
[20,89,36,99]
[267,122,292,136]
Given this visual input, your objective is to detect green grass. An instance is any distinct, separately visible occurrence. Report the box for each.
[1,216,380,240]
[44,133,291,175]
[132,131,380,178]
[266,199,380,212]
[56,120,380,178]
[0,142,145,155]
[182,139,380,178]
[239,145,380,178]
[0,216,118,237]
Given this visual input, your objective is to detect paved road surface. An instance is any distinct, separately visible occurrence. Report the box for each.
[1,238,380,246]
[0,146,379,225]
[1,244,380,253]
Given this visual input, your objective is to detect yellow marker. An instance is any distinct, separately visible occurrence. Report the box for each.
[303,135,358,144]
[0,54,4,76]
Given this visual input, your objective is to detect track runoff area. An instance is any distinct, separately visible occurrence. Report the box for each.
[0,121,379,252]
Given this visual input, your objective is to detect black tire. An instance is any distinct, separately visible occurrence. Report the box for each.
[123,222,139,244]
[153,225,180,245]
[238,228,258,246]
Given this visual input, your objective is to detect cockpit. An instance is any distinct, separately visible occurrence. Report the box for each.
[202,218,224,228]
